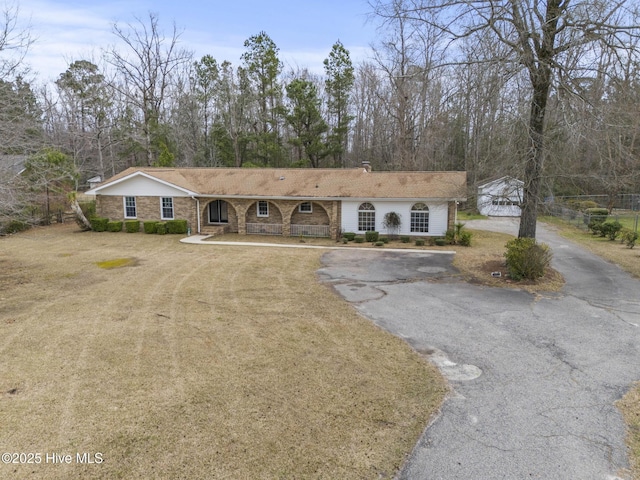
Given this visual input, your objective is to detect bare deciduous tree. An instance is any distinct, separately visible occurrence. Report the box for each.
[106,12,192,165]
[372,0,640,238]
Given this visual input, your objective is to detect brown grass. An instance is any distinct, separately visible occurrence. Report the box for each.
[451,229,565,293]
[0,224,446,479]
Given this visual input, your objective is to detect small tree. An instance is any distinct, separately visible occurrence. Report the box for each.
[22,149,77,224]
[382,211,402,239]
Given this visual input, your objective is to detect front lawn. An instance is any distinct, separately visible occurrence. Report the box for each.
[0,224,446,479]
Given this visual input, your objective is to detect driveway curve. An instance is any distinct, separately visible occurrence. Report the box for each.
[318,219,640,480]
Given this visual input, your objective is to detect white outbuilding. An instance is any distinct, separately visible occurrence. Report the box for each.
[477,176,523,217]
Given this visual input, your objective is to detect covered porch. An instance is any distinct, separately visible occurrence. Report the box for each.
[199,198,339,239]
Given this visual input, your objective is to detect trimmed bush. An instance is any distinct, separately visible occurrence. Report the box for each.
[600,220,623,240]
[354,236,364,243]
[107,221,123,232]
[400,236,410,243]
[434,238,446,246]
[579,200,599,211]
[342,238,348,244]
[90,217,109,232]
[155,222,167,235]
[415,239,426,246]
[343,232,356,241]
[374,241,384,247]
[622,229,638,249]
[504,238,552,281]
[144,221,159,234]
[584,208,608,229]
[165,219,188,234]
[365,231,379,242]
[379,237,389,244]
[125,220,140,233]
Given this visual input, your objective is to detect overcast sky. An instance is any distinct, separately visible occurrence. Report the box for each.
[17,0,380,82]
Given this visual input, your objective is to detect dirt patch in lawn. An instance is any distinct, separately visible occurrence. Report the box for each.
[0,224,446,479]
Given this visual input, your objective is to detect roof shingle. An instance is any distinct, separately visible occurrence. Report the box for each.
[95,167,467,200]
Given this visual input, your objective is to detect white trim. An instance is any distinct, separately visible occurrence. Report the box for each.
[124,196,137,219]
[87,171,198,196]
[257,200,269,217]
[160,197,174,220]
[298,202,313,213]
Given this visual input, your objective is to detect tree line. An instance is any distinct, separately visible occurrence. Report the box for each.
[2,2,640,237]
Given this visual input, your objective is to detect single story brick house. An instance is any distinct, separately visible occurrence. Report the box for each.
[87,166,467,239]
[477,176,523,217]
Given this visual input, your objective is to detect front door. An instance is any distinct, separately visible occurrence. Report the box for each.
[209,200,228,223]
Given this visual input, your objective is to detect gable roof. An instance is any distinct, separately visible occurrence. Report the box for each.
[89,167,467,200]
[477,175,523,189]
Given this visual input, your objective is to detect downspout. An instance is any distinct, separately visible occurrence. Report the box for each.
[192,196,201,234]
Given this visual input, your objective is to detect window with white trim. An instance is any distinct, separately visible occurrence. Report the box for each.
[358,203,375,231]
[299,202,312,213]
[161,197,174,219]
[124,196,137,218]
[257,201,269,217]
[410,203,429,233]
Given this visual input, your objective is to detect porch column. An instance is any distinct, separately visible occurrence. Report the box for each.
[279,202,296,237]
[329,201,339,240]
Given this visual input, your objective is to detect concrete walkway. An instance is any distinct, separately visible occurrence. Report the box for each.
[179,234,455,254]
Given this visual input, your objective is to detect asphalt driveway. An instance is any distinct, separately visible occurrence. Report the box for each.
[318,219,640,480]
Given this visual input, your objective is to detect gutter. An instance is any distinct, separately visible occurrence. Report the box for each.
[191,196,201,234]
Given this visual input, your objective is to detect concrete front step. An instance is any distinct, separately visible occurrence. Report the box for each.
[200,225,228,236]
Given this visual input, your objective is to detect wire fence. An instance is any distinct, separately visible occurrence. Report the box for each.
[543,203,640,232]
[554,194,640,211]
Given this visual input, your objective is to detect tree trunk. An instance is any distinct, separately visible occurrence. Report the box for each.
[69,193,92,230]
[518,79,550,239]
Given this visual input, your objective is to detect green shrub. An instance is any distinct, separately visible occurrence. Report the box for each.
[125,220,140,233]
[504,238,552,281]
[107,221,123,232]
[374,241,384,247]
[588,220,604,236]
[459,231,473,247]
[415,239,426,246]
[343,232,356,241]
[622,229,638,249]
[90,217,109,232]
[144,221,159,234]
[379,237,389,244]
[600,220,623,240]
[78,200,96,219]
[2,220,30,234]
[579,200,599,211]
[400,236,410,243]
[444,229,455,244]
[365,231,379,242]
[354,236,364,243]
[342,238,348,244]
[165,219,188,234]
[434,238,446,246]
[155,222,167,235]
[584,208,608,229]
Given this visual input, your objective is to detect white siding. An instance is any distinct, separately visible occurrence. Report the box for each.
[96,175,191,197]
[341,200,450,236]
[477,178,522,217]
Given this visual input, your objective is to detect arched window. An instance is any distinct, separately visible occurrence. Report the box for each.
[358,203,375,231]
[410,203,429,233]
